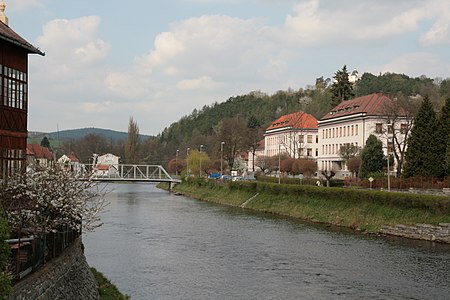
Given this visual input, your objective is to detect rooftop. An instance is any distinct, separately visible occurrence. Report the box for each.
[266,111,318,131]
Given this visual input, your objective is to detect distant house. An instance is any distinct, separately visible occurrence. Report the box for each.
[58,152,82,173]
[317,93,411,178]
[0,3,44,181]
[26,144,54,169]
[92,153,119,177]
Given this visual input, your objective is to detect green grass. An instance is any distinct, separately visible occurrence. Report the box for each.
[90,268,129,300]
[172,181,450,233]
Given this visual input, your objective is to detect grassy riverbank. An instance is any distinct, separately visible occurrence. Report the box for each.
[167,180,450,233]
[91,268,129,300]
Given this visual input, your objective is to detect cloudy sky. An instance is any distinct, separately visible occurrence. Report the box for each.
[6,0,450,135]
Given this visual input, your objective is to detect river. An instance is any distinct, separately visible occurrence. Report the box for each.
[83,183,450,300]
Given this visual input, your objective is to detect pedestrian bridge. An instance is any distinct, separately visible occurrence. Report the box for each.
[81,164,181,184]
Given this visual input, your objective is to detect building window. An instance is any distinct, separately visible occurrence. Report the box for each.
[355,124,358,135]
[339,127,342,137]
[375,123,383,134]
[388,124,394,134]
[316,135,319,143]
[299,135,304,143]
[307,135,312,143]
[315,148,318,156]
[298,148,304,156]
[400,123,408,134]
[307,148,312,157]
[2,66,28,110]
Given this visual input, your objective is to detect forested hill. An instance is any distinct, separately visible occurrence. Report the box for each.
[30,128,151,143]
[158,72,448,145]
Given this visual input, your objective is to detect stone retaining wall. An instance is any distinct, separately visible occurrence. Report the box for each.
[9,238,99,300]
[380,223,450,243]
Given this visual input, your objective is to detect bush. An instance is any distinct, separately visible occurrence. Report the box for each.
[0,213,11,297]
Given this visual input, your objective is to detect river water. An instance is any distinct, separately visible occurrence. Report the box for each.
[83,183,450,300]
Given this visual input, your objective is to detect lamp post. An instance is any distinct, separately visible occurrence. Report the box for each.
[220,141,225,175]
[175,149,179,176]
[186,148,190,177]
[278,142,281,185]
[386,123,391,192]
[199,145,204,177]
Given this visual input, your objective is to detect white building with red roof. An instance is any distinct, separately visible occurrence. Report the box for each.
[317,93,411,178]
[264,111,319,159]
[26,144,54,169]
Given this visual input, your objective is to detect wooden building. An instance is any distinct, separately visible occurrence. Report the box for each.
[0,1,44,181]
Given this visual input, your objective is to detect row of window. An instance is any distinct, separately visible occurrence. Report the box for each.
[375,123,409,134]
[267,134,318,146]
[0,65,28,110]
[322,125,358,139]
[0,149,25,180]
[322,142,358,156]
[266,148,318,157]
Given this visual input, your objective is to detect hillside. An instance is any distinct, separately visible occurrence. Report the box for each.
[28,128,151,144]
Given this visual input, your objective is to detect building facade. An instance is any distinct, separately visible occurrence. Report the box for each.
[264,111,319,159]
[0,3,44,181]
[317,93,411,178]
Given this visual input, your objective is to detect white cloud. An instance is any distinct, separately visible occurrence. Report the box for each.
[176,76,220,90]
[8,0,43,12]
[279,0,450,46]
[377,52,444,77]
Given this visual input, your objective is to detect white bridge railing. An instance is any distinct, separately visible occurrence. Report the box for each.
[80,164,180,183]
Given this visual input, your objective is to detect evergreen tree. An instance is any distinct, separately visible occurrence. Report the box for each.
[360,135,384,178]
[436,97,450,177]
[445,133,450,176]
[330,65,354,108]
[40,136,50,148]
[403,97,440,177]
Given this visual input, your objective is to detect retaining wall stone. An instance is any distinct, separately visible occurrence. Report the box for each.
[9,238,99,300]
[380,223,450,243]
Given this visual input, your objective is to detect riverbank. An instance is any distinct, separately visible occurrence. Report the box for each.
[165,180,450,243]
[91,268,129,300]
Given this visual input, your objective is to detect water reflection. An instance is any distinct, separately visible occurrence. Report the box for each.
[84,183,450,300]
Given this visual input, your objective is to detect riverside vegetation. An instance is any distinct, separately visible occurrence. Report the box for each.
[166,179,450,234]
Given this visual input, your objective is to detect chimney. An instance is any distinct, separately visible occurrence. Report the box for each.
[0,1,8,26]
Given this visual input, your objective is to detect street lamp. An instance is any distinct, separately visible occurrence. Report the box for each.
[386,123,391,192]
[199,145,204,177]
[220,141,225,175]
[175,149,179,176]
[278,141,281,185]
[186,148,190,177]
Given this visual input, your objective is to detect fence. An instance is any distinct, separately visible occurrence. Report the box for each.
[6,225,81,281]
[344,176,450,190]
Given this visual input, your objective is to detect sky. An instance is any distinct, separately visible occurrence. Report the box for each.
[5,0,450,135]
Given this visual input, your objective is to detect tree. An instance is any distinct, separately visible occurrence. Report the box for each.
[381,95,417,177]
[254,155,274,174]
[125,117,140,164]
[347,157,362,177]
[294,159,317,178]
[445,133,450,176]
[167,158,186,175]
[339,144,360,161]
[436,97,450,177]
[186,150,210,177]
[360,135,384,178]
[330,65,354,108]
[0,167,108,233]
[404,97,440,177]
[217,117,249,171]
[40,136,50,149]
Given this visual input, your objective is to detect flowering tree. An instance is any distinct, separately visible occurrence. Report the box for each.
[0,168,108,233]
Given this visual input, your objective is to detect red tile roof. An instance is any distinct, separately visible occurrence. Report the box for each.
[267,111,318,131]
[321,93,395,121]
[0,22,44,55]
[27,144,53,160]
